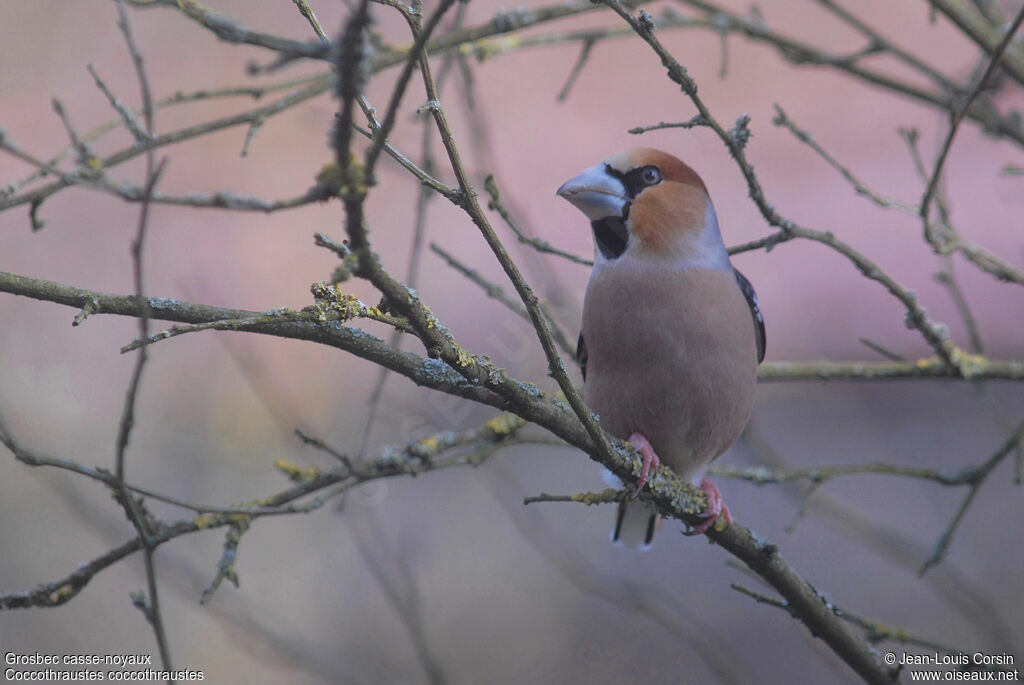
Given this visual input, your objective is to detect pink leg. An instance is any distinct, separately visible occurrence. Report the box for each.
[627,433,659,492]
[684,477,733,536]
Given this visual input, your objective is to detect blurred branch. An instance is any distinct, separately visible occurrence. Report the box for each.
[935,259,985,354]
[0,79,332,214]
[675,0,1024,146]
[918,5,1024,285]
[0,413,241,515]
[86,64,150,143]
[858,338,907,362]
[352,122,461,200]
[731,582,989,662]
[530,479,900,683]
[430,241,578,360]
[0,413,536,610]
[3,0,637,215]
[928,0,1024,86]
[774,104,1024,295]
[811,0,959,92]
[483,174,593,267]
[430,242,530,320]
[464,8,707,63]
[108,0,172,671]
[557,37,597,102]
[740,424,1017,651]
[730,583,794,614]
[103,183,331,211]
[4,73,329,197]
[771,105,916,214]
[713,416,1024,567]
[125,0,326,58]
[357,3,469,461]
[347,512,448,685]
[711,459,995,487]
[490,463,744,684]
[920,418,1024,575]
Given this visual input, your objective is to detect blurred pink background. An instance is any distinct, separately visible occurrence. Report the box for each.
[1,1,1023,683]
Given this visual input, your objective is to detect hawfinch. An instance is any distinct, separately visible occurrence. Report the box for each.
[557,148,765,545]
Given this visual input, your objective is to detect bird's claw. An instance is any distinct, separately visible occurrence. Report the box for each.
[628,432,659,494]
[683,477,733,536]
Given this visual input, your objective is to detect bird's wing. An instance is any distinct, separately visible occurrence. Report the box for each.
[734,268,766,363]
[576,332,588,381]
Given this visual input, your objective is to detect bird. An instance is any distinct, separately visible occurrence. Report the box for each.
[556,148,765,545]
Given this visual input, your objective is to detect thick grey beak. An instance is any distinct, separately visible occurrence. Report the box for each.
[556,163,626,221]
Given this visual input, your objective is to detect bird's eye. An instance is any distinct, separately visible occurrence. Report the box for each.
[641,166,661,185]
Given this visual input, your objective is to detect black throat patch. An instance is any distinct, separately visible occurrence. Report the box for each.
[592,215,629,260]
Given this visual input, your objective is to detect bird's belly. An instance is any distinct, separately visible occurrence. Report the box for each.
[584,347,743,482]
[581,267,757,482]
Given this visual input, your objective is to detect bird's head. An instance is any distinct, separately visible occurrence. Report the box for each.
[557,148,725,266]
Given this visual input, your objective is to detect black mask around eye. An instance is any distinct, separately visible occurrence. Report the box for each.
[605,164,662,199]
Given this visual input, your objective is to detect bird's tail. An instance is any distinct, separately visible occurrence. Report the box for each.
[611,500,662,548]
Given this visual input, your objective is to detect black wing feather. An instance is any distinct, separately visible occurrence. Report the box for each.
[734,269,766,364]
[577,333,588,382]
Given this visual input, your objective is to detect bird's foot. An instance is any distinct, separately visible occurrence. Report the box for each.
[684,477,733,536]
[627,432,659,493]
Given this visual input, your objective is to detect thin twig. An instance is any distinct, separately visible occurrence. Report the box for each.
[87,64,150,142]
[0,129,74,181]
[430,243,577,360]
[812,0,959,92]
[928,0,1024,86]
[430,243,528,319]
[5,73,330,197]
[104,183,330,211]
[352,123,460,199]
[200,518,250,605]
[0,415,243,514]
[920,6,1024,226]
[772,105,916,214]
[1,80,333,213]
[127,0,326,58]
[293,0,329,43]
[356,6,468,461]
[483,175,593,267]
[629,114,708,135]
[935,259,985,354]
[710,460,985,487]
[557,37,596,102]
[731,584,794,615]
[50,99,93,166]
[858,338,906,362]
[111,0,171,672]
[675,0,1024,146]
[347,513,448,685]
